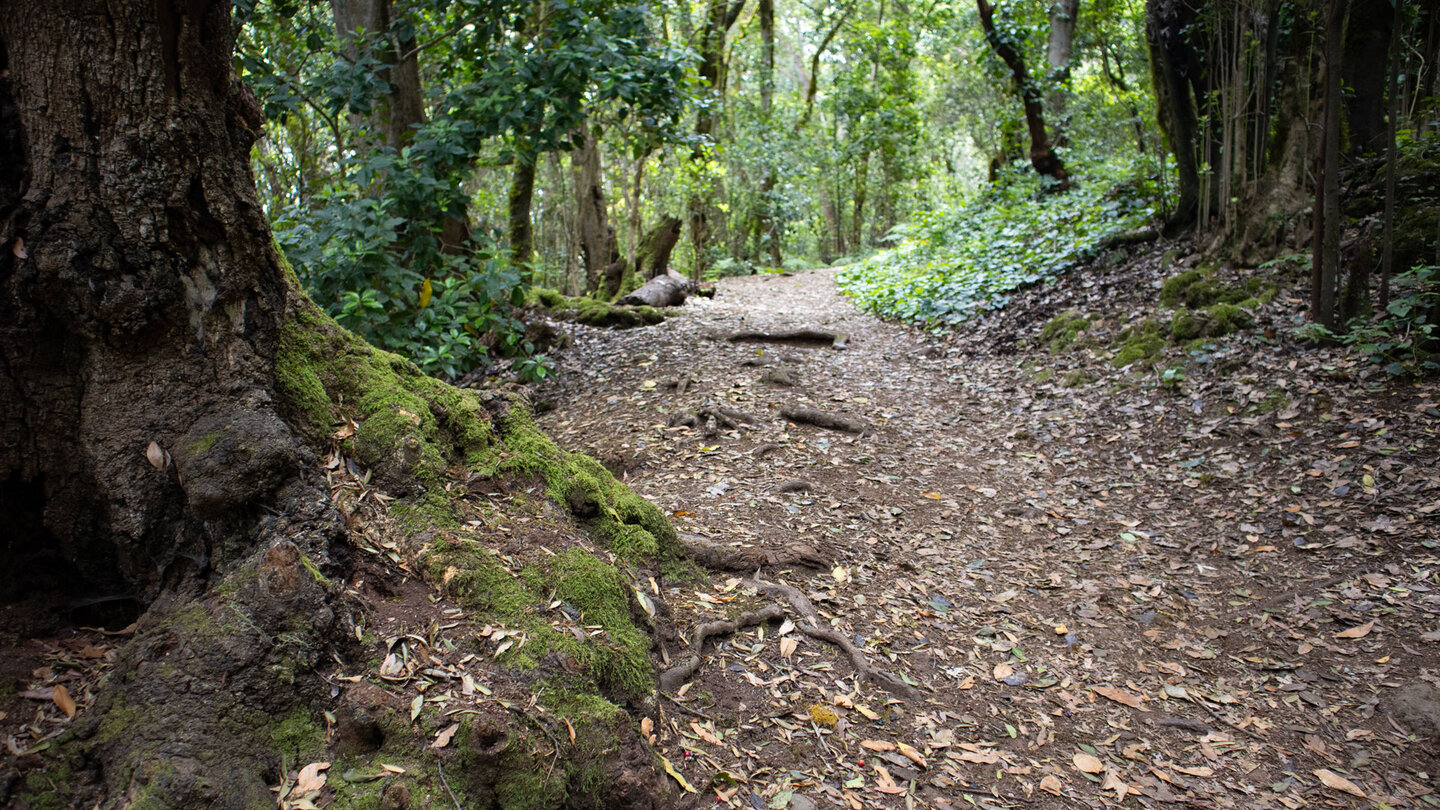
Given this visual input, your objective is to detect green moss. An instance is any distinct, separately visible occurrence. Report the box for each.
[1160,270,1202,307]
[529,287,666,328]
[186,428,225,457]
[1040,310,1091,352]
[1203,303,1255,336]
[481,403,679,564]
[390,490,460,533]
[271,710,326,758]
[1112,319,1167,368]
[423,538,654,698]
[1032,368,1054,383]
[1060,369,1093,388]
[1170,311,1202,341]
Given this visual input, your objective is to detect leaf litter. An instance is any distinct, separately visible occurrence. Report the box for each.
[531,256,1440,809]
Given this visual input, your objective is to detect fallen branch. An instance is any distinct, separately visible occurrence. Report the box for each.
[779,406,870,436]
[727,328,848,349]
[744,577,920,702]
[658,604,786,692]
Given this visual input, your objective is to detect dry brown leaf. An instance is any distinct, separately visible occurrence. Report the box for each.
[1039,775,1063,795]
[12,238,27,260]
[145,441,167,470]
[52,685,75,718]
[431,723,459,749]
[1313,769,1367,798]
[896,742,927,769]
[993,662,1014,680]
[860,740,896,752]
[1174,765,1213,778]
[1101,771,1130,802]
[1073,753,1105,774]
[1091,686,1145,709]
[953,749,1000,764]
[291,762,330,795]
[1334,621,1374,640]
[780,637,798,660]
[641,716,654,742]
[690,720,721,746]
[872,764,907,795]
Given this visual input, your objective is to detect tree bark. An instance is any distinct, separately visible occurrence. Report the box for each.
[330,0,425,150]
[634,216,683,279]
[1046,0,1080,147]
[509,128,541,270]
[1146,0,1202,228]
[574,126,624,296]
[977,0,1070,189]
[1342,0,1393,155]
[756,0,782,267]
[689,0,747,279]
[1312,0,1346,328]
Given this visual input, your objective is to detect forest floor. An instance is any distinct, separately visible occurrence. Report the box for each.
[534,249,1440,810]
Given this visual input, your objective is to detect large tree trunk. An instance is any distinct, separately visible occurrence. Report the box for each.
[1342,0,1393,155]
[0,1,338,804]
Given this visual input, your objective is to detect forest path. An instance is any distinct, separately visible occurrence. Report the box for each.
[536,267,1439,810]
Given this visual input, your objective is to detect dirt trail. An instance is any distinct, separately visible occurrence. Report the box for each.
[538,267,1440,809]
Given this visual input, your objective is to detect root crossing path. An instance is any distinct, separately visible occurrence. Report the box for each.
[536,267,1440,810]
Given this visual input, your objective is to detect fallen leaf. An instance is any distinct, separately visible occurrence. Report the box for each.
[896,742,927,769]
[410,694,423,723]
[690,721,722,746]
[13,238,27,259]
[1073,753,1105,774]
[993,662,1014,680]
[380,764,405,774]
[1313,769,1367,798]
[291,762,330,795]
[659,755,697,793]
[52,685,76,718]
[1101,771,1130,802]
[832,565,849,583]
[1335,621,1374,639]
[953,749,1000,764]
[1174,765,1213,777]
[431,723,459,749]
[145,441,167,470]
[1039,775,1063,795]
[860,740,896,752]
[1092,685,1145,709]
[872,764,907,795]
[641,716,654,741]
[780,637,798,659]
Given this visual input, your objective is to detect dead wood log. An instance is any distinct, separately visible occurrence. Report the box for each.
[727,328,848,349]
[779,406,870,435]
[744,577,920,702]
[619,271,696,307]
[658,604,786,693]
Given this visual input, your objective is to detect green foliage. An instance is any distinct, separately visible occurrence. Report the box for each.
[837,160,1158,323]
[1303,266,1440,375]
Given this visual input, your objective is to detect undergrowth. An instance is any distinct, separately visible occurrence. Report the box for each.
[837,159,1159,324]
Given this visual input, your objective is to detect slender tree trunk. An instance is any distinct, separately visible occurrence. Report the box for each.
[509,138,539,270]
[1146,0,1202,227]
[851,155,869,250]
[1046,0,1080,147]
[575,126,623,296]
[626,148,651,275]
[1312,0,1345,329]
[757,0,782,267]
[330,0,424,149]
[977,0,1069,189]
[689,0,747,279]
[1381,0,1403,309]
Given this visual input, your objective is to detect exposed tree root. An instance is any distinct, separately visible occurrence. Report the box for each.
[761,367,799,386]
[773,480,815,494]
[727,328,848,349]
[743,577,921,702]
[779,406,870,435]
[658,605,786,692]
[679,534,827,572]
[666,405,762,434]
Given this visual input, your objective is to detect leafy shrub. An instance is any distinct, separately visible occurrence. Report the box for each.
[1315,265,1440,375]
[836,160,1158,324]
